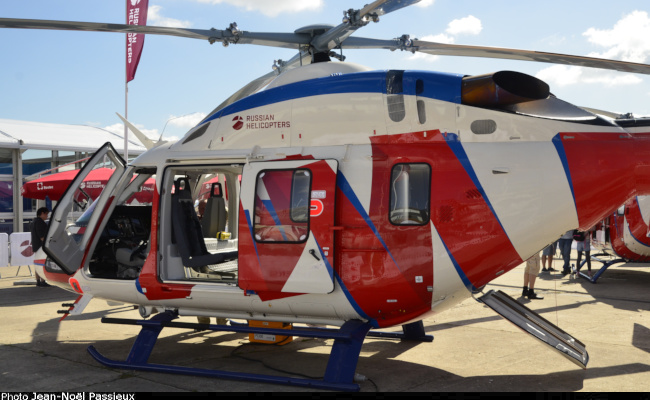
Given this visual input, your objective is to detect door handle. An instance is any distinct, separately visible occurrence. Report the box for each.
[309,249,321,261]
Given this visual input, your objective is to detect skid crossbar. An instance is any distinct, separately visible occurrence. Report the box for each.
[577,253,627,283]
[227,319,434,342]
[87,313,431,391]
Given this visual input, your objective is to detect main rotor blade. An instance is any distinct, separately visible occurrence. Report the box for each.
[0,18,214,40]
[360,0,421,17]
[0,18,311,49]
[413,40,650,75]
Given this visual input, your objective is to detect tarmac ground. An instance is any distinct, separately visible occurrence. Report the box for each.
[1,252,649,393]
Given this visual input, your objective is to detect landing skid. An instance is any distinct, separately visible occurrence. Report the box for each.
[87,311,433,391]
[576,253,627,283]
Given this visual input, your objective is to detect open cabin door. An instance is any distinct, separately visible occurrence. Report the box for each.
[239,159,338,296]
[44,143,126,275]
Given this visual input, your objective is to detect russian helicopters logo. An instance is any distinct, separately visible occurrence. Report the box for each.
[131,0,141,5]
[232,116,244,130]
[231,114,291,131]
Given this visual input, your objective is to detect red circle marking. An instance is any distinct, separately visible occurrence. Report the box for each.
[310,199,324,217]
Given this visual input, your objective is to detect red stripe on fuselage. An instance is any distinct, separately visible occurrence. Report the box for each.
[559,132,650,229]
[337,131,521,327]
[371,132,521,289]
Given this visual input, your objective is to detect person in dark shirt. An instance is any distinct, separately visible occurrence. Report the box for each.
[31,207,50,287]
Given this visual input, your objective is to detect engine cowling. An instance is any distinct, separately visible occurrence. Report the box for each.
[461,71,550,108]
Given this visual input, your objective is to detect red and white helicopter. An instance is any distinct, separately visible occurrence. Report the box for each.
[588,194,650,282]
[4,0,650,390]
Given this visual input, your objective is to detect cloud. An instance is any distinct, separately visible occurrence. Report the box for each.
[408,14,482,63]
[148,5,193,28]
[446,15,482,36]
[415,0,435,7]
[103,113,206,146]
[535,65,642,87]
[539,34,566,47]
[104,123,160,141]
[535,11,649,88]
[535,65,583,87]
[583,10,650,63]
[165,112,207,130]
[195,0,323,17]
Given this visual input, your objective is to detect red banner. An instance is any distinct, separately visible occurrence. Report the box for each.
[126,0,149,82]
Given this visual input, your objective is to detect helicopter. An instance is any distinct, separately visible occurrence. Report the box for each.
[584,195,650,282]
[4,0,650,391]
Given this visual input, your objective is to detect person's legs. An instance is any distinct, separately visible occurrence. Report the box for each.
[548,243,557,271]
[576,250,583,272]
[527,274,543,299]
[523,273,530,297]
[559,239,572,274]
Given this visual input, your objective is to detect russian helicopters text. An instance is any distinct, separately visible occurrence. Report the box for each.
[4,0,650,390]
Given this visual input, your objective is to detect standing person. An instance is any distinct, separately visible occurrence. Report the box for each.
[558,230,574,276]
[574,229,593,277]
[522,252,544,300]
[541,240,557,272]
[30,207,50,287]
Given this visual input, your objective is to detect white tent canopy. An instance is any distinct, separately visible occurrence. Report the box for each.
[0,118,146,153]
[0,118,147,234]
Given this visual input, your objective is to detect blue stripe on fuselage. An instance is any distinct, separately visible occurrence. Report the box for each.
[443,133,510,243]
[552,133,577,208]
[202,70,463,125]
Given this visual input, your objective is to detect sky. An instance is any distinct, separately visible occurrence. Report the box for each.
[1,0,650,143]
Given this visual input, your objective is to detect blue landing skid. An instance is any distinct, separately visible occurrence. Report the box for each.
[87,312,433,392]
[576,253,627,283]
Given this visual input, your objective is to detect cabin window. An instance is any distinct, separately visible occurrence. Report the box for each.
[417,100,426,124]
[416,79,426,124]
[254,169,311,243]
[387,70,406,122]
[389,163,431,225]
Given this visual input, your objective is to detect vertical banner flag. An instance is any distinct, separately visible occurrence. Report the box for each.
[126,0,149,82]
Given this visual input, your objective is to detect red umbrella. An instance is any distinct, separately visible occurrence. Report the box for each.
[21,167,115,201]
[125,177,156,204]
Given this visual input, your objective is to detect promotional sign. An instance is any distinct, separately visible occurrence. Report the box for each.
[9,232,33,266]
[126,0,149,82]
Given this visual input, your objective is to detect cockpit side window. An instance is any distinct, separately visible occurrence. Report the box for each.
[253,169,310,243]
[387,70,406,123]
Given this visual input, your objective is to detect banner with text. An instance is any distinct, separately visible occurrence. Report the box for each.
[126,0,149,82]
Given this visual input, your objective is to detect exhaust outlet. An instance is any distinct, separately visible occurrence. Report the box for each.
[461,71,549,108]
